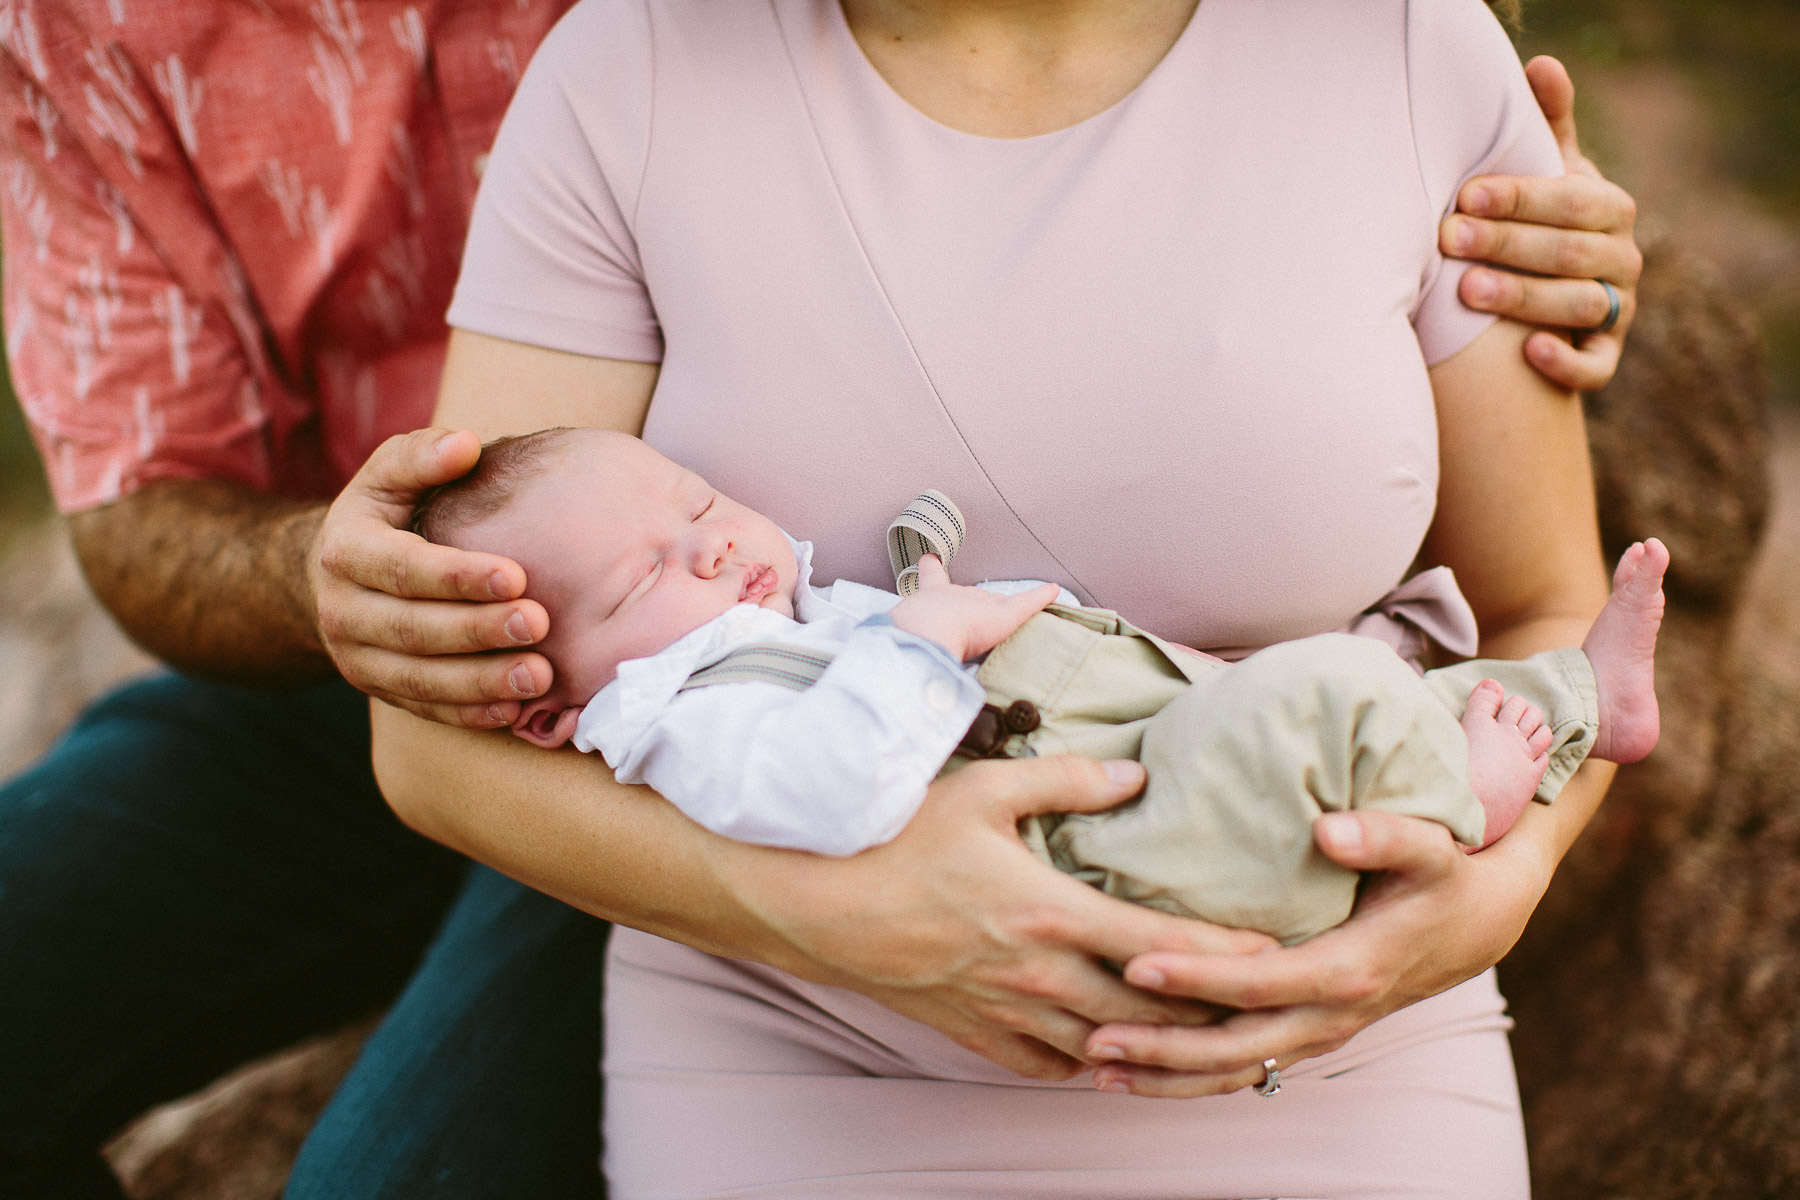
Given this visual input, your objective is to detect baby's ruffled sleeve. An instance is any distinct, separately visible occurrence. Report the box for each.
[1406,0,1565,366]
[449,0,663,363]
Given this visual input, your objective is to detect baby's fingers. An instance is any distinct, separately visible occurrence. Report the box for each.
[915,553,951,589]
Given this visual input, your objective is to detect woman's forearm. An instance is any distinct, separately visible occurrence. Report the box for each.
[370,700,781,963]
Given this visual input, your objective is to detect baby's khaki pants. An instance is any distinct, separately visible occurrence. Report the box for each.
[949,606,1599,944]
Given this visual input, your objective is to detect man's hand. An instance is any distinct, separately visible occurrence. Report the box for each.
[1441,55,1642,392]
[309,428,554,728]
[889,555,1057,661]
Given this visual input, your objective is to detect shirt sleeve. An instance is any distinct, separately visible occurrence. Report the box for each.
[1405,0,1565,366]
[447,0,663,362]
[595,621,985,856]
[0,61,271,512]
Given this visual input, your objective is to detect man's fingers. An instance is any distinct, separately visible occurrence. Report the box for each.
[1443,217,1640,287]
[324,524,527,602]
[1457,268,1635,334]
[349,645,553,707]
[1524,329,1622,393]
[1455,172,1636,237]
[351,428,482,511]
[1523,55,1582,166]
[332,592,548,657]
[382,696,523,730]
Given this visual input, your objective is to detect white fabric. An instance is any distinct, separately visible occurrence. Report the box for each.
[573,534,1077,855]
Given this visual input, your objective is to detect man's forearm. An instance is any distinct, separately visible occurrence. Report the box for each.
[70,478,332,682]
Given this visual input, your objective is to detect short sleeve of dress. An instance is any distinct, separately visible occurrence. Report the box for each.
[1406,0,1564,366]
[448,0,662,362]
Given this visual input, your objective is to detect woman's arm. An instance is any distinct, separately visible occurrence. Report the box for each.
[365,329,1275,1082]
[1079,316,1615,1097]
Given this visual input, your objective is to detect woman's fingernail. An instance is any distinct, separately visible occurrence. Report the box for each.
[1465,184,1493,213]
[1094,1071,1130,1094]
[1451,220,1476,254]
[1102,760,1143,787]
[486,704,508,726]
[434,430,462,453]
[509,665,538,696]
[1128,965,1166,989]
[1093,1043,1125,1060]
[506,611,532,643]
[1466,271,1498,303]
[488,570,511,599]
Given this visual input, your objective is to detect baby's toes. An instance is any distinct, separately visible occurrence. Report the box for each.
[1528,724,1554,756]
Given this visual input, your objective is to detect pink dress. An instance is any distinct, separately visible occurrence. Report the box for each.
[450,0,1563,1193]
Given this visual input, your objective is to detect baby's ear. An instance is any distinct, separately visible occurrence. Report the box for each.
[512,698,582,750]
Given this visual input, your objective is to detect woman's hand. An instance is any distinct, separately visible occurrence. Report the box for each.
[1442,55,1642,392]
[705,754,1278,1080]
[1079,805,1555,1096]
[309,427,553,728]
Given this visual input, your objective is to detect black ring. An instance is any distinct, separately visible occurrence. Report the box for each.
[1586,279,1621,336]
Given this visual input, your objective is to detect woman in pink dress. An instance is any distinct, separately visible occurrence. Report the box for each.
[341,0,1645,1193]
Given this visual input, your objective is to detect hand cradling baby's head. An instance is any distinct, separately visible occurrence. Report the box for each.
[412,428,799,748]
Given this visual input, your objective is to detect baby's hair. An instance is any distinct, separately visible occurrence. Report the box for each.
[410,427,580,545]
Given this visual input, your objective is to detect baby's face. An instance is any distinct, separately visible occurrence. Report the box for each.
[462,431,799,717]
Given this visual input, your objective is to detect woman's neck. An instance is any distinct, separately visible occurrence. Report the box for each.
[839,0,1200,139]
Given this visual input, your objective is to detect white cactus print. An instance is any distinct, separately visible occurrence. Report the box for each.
[151,284,203,387]
[152,54,203,156]
[390,6,427,75]
[311,0,365,84]
[306,33,355,146]
[386,123,424,218]
[6,159,53,262]
[22,82,57,158]
[95,179,133,254]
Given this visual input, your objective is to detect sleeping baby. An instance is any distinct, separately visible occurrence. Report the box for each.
[411,427,1665,944]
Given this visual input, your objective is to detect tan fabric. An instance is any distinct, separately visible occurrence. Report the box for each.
[964,608,1598,945]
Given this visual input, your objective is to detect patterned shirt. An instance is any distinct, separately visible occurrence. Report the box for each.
[0,0,571,512]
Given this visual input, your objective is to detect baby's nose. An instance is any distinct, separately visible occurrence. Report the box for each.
[691,526,733,576]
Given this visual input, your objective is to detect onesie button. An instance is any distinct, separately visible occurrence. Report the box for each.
[1002,700,1041,734]
[925,678,957,713]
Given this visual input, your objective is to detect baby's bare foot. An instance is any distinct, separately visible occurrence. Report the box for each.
[1582,537,1668,764]
[1463,680,1554,849]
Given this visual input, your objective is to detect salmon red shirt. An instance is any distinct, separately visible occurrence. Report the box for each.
[0,0,572,511]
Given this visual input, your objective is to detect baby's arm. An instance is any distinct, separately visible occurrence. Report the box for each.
[889,555,1058,660]
[604,622,987,856]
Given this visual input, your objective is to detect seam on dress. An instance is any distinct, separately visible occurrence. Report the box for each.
[763,0,1097,603]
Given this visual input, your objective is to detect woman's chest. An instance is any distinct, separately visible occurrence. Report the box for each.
[635,0,1444,649]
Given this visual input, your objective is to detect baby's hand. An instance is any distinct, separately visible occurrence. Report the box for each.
[889,555,1058,662]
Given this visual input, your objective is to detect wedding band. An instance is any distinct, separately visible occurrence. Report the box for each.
[1255,1057,1282,1097]
[1584,279,1621,335]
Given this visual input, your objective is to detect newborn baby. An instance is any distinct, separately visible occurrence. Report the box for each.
[413,427,1666,943]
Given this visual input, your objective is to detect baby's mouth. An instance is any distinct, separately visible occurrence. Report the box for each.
[740,565,777,604]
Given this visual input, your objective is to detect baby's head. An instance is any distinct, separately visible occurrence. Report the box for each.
[412,428,799,748]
